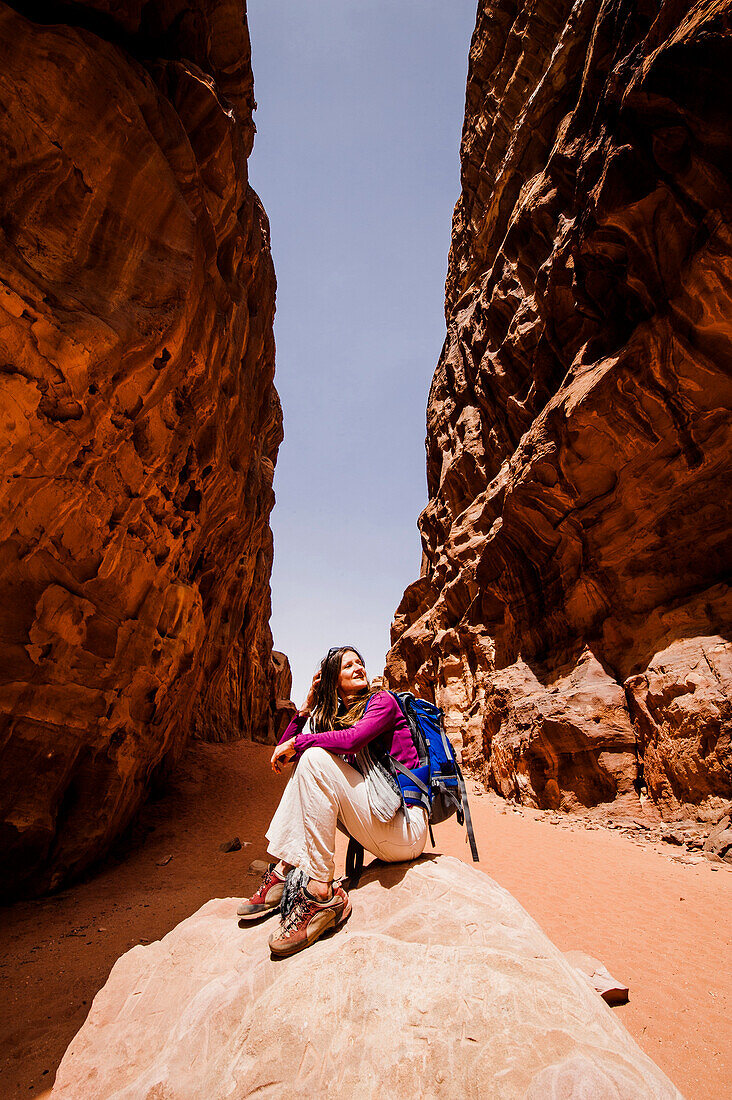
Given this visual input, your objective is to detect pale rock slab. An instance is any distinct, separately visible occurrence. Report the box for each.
[53,856,682,1099]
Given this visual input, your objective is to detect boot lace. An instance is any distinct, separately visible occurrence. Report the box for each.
[280,892,315,934]
[253,865,279,901]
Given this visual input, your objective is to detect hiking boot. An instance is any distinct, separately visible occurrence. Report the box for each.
[237,864,285,920]
[268,882,351,957]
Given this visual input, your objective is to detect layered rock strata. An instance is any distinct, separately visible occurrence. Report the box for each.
[51,857,682,1098]
[0,0,286,898]
[387,0,732,824]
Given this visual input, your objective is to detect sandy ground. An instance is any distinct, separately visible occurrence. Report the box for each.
[0,739,730,1099]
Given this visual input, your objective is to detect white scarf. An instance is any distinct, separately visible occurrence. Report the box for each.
[355,743,403,822]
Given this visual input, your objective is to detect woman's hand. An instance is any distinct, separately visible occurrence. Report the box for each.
[300,670,321,717]
[271,737,297,774]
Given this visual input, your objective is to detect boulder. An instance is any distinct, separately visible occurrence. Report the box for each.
[564,951,630,1007]
[625,636,732,820]
[480,648,639,812]
[703,814,732,864]
[271,650,298,740]
[52,857,682,1098]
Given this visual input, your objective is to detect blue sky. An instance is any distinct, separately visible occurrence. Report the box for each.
[246,1,477,705]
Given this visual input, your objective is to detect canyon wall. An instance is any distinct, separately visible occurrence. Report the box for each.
[387,0,732,823]
[0,0,287,898]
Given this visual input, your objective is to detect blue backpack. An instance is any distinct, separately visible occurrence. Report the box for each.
[345,692,479,884]
[390,692,479,860]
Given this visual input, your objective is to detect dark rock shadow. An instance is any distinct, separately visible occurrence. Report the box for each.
[350,852,440,892]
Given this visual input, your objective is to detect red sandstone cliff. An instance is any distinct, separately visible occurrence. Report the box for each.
[387,0,732,825]
[0,1,288,898]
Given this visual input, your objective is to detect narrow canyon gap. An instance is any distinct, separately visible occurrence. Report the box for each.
[386,0,732,825]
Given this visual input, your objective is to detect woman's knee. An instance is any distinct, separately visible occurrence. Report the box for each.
[296,745,336,777]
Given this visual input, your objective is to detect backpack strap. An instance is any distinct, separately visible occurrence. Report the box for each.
[390,757,431,814]
[435,718,480,862]
[390,757,436,848]
[438,722,455,765]
[454,761,480,861]
[345,835,364,888]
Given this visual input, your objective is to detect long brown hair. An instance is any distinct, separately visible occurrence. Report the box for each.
[310,645,381,733]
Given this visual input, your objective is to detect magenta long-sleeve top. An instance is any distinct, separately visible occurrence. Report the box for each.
[277,690,419,770]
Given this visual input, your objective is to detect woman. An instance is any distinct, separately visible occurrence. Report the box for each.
[238,645,428,956]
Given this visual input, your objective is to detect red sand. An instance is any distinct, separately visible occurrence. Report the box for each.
[1,740,729,1098]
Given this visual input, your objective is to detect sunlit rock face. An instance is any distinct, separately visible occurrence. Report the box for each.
[387,0,732,823]
[0,1,285,897]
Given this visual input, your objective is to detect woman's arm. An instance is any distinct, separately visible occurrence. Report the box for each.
[271,669,321,771]
[277,711,308,745]
[293,690,399,756]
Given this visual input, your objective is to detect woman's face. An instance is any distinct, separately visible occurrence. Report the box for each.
[337,649,369,701]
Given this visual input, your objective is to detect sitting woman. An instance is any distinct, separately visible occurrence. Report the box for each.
[238,645,427,956]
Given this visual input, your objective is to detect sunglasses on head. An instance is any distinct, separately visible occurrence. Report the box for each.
[325,645,360,661]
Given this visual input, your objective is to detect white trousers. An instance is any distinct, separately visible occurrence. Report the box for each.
[265,746,428,882]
